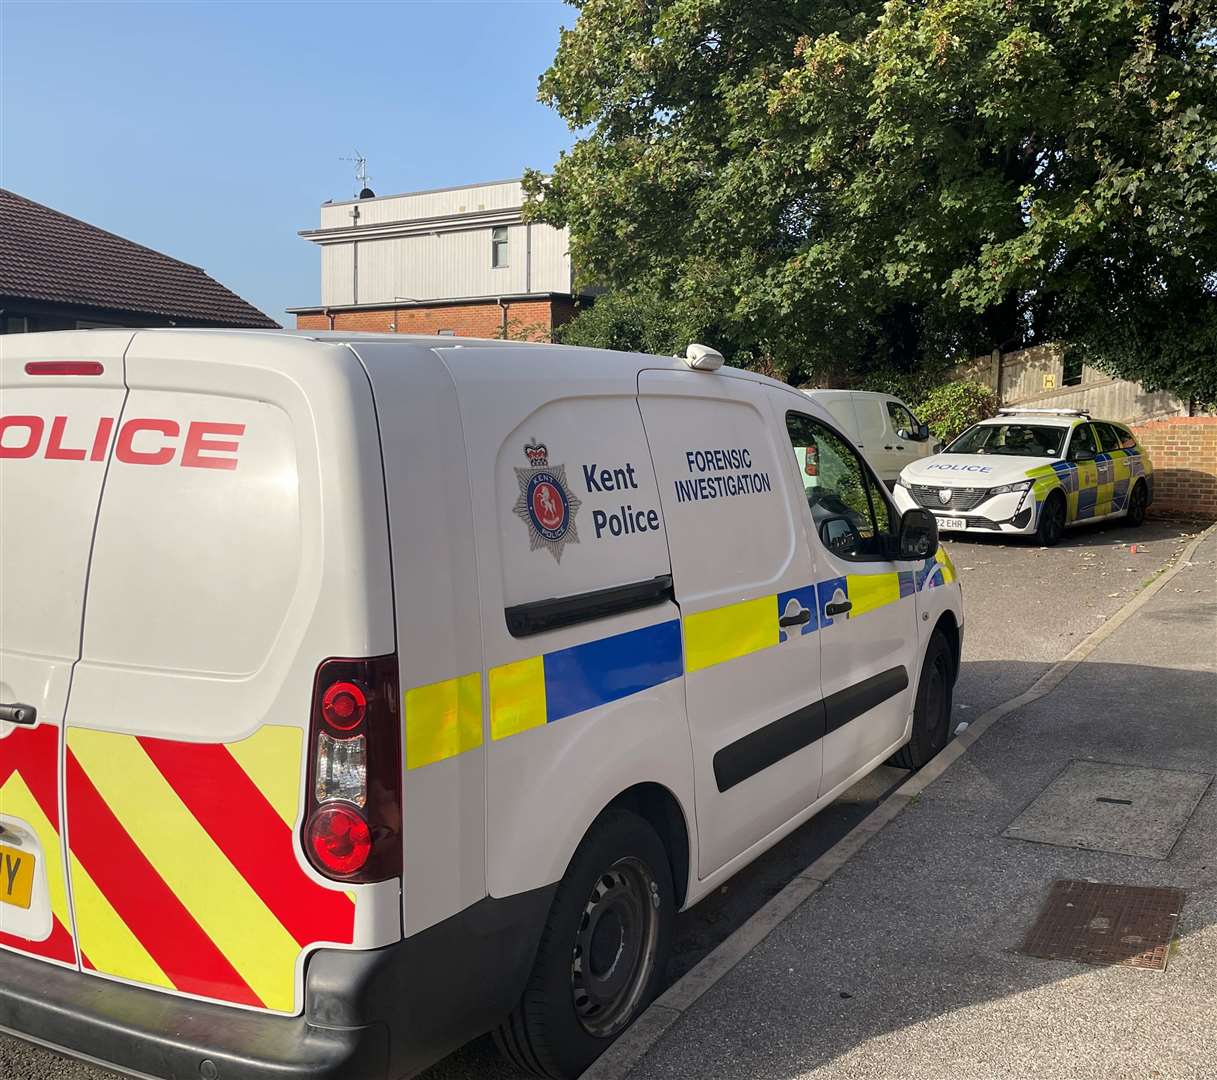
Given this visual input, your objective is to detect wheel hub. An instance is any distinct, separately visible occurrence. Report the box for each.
[571,857,660,1037]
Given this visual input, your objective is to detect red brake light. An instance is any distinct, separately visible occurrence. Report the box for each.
[24,361,104,376]
[321,681,366,731]
[307,806,372,875]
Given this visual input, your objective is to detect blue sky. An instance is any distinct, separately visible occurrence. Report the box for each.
[1,1,575,323]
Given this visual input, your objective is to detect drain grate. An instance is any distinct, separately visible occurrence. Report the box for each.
[1020,880,1186,971]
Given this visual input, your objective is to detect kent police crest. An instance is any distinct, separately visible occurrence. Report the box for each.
[513,440,581,562]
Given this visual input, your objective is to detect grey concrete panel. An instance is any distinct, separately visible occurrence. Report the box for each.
[1003,760,1212,859]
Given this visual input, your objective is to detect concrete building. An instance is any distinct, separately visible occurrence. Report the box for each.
[0,188,277,333]
[290,178,590,340]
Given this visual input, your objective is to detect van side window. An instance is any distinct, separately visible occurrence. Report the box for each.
[885,400,919,435]
[786,412,894,560]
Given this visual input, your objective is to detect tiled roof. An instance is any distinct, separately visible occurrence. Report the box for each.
[0,188,278,328]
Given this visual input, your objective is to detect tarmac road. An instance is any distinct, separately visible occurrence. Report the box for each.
[1,516,1204,1080]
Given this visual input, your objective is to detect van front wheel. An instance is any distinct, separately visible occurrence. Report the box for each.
[890,631,955,770]
[494,810,675,1079]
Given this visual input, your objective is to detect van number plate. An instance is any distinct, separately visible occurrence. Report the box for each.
[0,844,34,910]
[939,518,968,531]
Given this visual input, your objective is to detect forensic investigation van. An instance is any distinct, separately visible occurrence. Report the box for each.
[0,330,962,1080]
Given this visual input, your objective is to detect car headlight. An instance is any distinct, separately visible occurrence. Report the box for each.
[895,476,911,489]
[989,480,1033,496]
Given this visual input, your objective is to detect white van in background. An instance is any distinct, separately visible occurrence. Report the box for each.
[803,390,938,486]
[1,330,961,1080]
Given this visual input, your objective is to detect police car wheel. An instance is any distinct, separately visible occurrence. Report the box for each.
[890,632,954,770]
[495,810,674,1079]
[1123,481,1148,527]
[1035,492,1067,547]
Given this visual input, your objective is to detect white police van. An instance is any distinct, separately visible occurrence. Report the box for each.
[802,389,939,486]
[0,330,962,1080]
[894,408,1154,546]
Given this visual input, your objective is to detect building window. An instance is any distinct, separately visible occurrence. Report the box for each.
[437,329,455,336]
[1062,352,1084,386]
[491,225,509,268]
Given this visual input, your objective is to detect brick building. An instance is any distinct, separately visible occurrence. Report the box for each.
[0,188,277,333]
[290,179,591,340]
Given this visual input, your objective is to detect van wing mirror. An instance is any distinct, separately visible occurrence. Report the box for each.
[898,508,939,560]
[918,423,930,440]
[896,427,910,441]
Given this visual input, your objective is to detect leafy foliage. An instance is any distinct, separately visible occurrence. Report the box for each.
[554,290,687,354]
[914,381,999,443]
[528,0,1217,402]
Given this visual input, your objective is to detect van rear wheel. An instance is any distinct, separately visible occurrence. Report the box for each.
[890,631,955,770]
[494,810,674,1079]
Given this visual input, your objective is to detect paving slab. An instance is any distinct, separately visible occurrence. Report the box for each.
[1002,760,1213,859]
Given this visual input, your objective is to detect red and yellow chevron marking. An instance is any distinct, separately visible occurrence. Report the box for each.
[66,725,355,1013]
[0,723,76,965]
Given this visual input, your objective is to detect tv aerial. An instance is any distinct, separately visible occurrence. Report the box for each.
[341,152,375,199]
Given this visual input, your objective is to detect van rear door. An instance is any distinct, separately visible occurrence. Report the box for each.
[59,330,394,1015]
[0,332,131,966]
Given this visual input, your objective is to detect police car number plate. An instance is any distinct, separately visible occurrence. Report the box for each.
[939,518,968,531]
[0,843,34,910]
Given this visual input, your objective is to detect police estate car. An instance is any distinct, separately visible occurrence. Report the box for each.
[893,408,1153,545]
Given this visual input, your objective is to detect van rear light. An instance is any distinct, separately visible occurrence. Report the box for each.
[316,732,367,806]
[803,444,818,478]
[24,361,104,376]
[303,655,401,883]
[308,806,373,875]
[321,681,366,731]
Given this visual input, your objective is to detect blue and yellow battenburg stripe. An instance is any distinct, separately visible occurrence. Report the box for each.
[488,620,684,741]
[404,552,957,767]
[1025,447,1152,525]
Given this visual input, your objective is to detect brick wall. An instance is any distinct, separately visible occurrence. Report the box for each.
[295,298,563,341]
[1131,417,1217,519]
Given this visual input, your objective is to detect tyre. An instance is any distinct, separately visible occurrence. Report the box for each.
[890,631,955,770]
[1123,480,1148,527]
[494,810,675,1079]
[1034,491,1067,546]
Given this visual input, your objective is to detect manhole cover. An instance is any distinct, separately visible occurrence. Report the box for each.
[1020,880,1186,971]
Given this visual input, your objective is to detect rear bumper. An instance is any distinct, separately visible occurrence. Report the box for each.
[0,883,555,1080]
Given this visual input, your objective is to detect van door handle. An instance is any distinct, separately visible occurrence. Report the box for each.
[884,444,894,450]
[0,703,37,725]
[825,601,852,616]
[779,609,811,628]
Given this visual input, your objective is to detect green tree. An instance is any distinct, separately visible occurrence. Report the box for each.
[554,290,688,354]
[527,0,1217,402]
[914,381,999,442]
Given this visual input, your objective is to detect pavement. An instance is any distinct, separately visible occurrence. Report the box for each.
[1,515,1209,1080]
[608,525,1217,1080]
